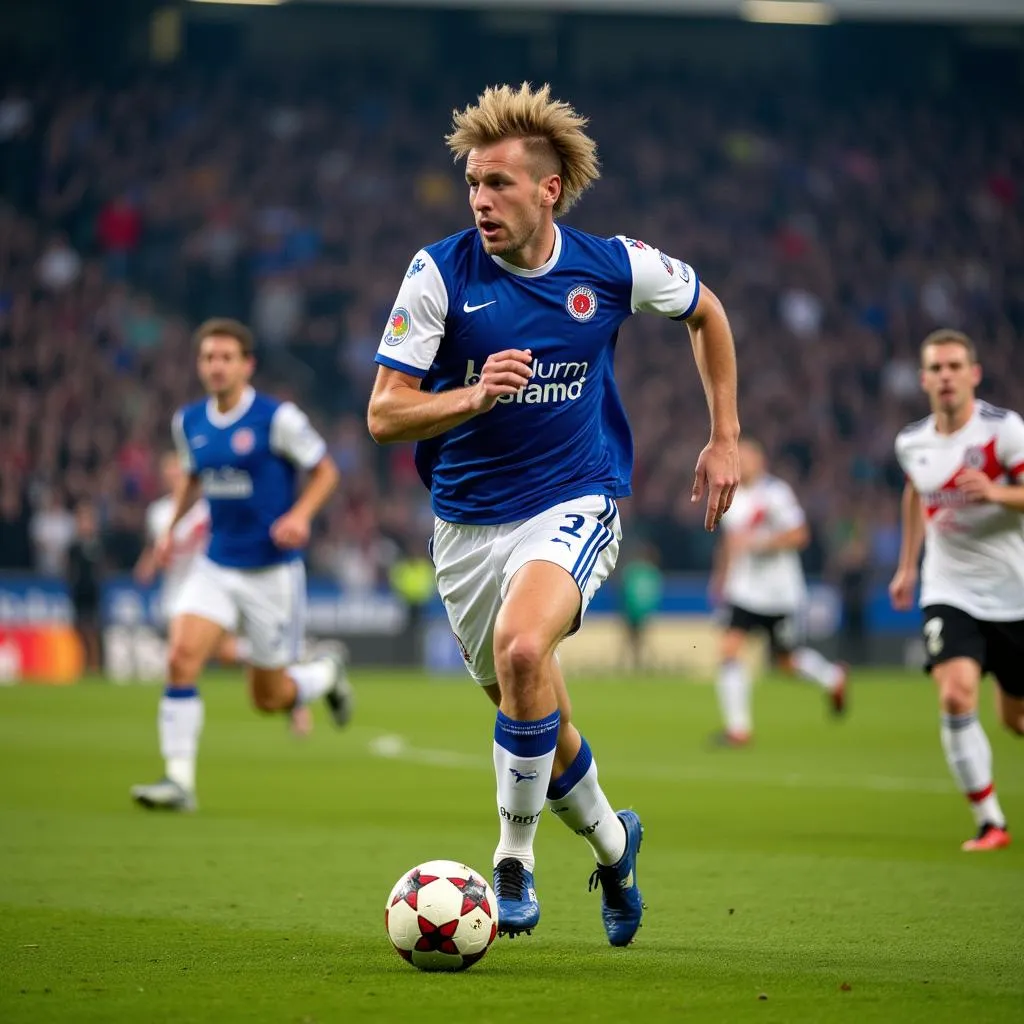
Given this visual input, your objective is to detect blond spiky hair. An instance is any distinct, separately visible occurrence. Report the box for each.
[446,82,600,216]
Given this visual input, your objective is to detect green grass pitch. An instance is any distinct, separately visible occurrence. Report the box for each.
[1,668,1022,1023]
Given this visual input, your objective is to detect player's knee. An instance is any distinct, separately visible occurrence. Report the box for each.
[720,631,744,662]
[938,676,976,716]
[1001,709,1024,736]
[250,690,282,714]
[494,629,547,682]
[167,641,204,683]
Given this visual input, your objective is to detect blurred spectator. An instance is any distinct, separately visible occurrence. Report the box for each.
[36,233,82,292]
[66,502,104,674]
[0,480,33,570]
[30,489,76,577]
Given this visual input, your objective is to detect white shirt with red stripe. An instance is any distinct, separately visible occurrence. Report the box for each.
[146,496,211,603]
[721,475,808,615]
[895,401,1024,621]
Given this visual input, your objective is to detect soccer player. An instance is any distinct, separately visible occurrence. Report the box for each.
[134,453,315,737]
[130,318,352,812]
[367,83,741,944]
[890,329,1024,852]
[709,440,848,746]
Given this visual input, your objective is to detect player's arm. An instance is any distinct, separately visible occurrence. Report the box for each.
[269,404,339,550]
[889,481,924,610]
[366,249,531,444]
[619,238,740,531]
[368,357,531,444]
[155,415,202,567]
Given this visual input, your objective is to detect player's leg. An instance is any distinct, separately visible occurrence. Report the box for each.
[925,606,1009,850]
[240,560,351,728]
[715,609,754,745]
[774,616,848,716]
[995,689,1024,736]
[214,634,252,666]
[130,611,226,811]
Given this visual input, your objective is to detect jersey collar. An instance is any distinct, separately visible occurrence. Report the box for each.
[206,385,255,428]
[490,224,562,278]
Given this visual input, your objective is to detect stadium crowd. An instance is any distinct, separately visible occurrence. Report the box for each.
[1,65,1021,587]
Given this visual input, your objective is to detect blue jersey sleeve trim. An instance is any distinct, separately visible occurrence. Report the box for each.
[670,275,701,322]
[375,354,428,378]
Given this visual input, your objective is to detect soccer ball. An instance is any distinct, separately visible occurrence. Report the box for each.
[385,860,498,972]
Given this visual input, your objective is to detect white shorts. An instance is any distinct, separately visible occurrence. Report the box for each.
[431,494,621,685]
[173,555,306,668]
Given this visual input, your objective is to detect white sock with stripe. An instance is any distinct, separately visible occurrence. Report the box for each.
[940,712,1006,828]
[160,685,204,793]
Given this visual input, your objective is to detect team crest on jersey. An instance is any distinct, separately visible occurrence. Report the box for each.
[566,286,598,322]
[623,238,649,250]
[963,446,986,470]
[230,427,255,455]
[659,252,674,276]
[384,306,411,346]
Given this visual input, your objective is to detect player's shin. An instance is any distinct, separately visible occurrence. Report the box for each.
[548,737,627,866]
[940,712,1007,828]
[159,685,204,793]
[492,709,560,871]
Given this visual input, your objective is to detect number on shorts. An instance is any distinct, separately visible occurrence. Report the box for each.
[559,514,586,539]
[923,617,944,657]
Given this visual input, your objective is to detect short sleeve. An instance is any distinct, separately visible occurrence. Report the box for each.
[375,250,448,378]
[615,236,700,320]
[770,481,806,532]
[270,402,328,469]
[996,411,1024,480]
[171,410,195,473]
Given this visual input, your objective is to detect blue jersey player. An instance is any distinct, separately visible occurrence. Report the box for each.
[131,318,353,812]
[368,84,741,944]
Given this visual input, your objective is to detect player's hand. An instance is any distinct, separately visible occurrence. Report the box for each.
[469,349,533,413]
[691,437,740,532]
[153,533,174,569]
[888,566,918,611]
[270,510,311,550]
[134,559,156,586]
[955,468,995,503]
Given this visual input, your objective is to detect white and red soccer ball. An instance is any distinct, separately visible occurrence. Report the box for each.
[385,860,498,972]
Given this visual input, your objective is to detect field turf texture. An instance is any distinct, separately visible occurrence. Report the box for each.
[1,668,1022,1023]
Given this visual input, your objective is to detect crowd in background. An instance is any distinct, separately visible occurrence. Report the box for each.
[1,61,1021,592]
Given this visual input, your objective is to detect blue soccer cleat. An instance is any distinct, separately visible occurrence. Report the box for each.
[493,857,540,937]
[588,810,645,946]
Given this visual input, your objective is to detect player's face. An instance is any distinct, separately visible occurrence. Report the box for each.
[466,139,559,261]
[920,342,981,416]
[197,335,254,399]
[738,442,765,484]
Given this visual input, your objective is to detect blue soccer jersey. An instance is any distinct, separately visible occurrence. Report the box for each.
[171,387,327,568]
[375,225,700,524]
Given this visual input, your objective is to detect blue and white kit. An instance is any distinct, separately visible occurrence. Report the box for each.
[377,225,701,683]
[170,386,327,667]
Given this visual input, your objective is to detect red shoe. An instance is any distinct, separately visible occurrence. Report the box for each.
[830,664,849,717]
[961,823,1011,852]
[710,730,751,748]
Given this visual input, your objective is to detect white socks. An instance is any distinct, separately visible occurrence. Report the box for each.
[548,738,626,866]
[492,710,560,872]
[941,712,1006,828]
[160,686,204,793]
[287,657,335,706]
[793,647,843,690]
[716,659,752,738]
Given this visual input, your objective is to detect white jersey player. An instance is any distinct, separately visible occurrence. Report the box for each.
[891,329,1024,852]
[710,440,847,746]
[368,84,741,945]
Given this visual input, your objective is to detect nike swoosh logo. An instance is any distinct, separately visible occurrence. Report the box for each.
[463,300,496,313]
